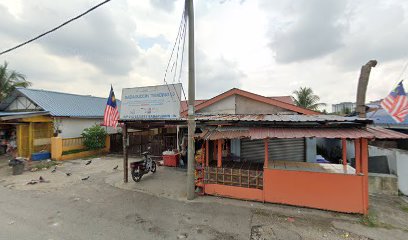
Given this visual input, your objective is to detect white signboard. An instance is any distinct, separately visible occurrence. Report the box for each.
[120,83,181,120]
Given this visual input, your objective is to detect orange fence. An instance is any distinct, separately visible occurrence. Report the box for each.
[263,169,365,214]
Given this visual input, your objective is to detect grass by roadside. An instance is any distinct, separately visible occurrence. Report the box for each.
[31,160,59,170]
[360,211,378,227]
[62,148,89,155]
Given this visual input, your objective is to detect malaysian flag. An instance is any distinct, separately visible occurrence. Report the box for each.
[103,86,119,127]
[381,81,408,123]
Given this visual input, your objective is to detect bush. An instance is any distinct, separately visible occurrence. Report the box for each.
[81,125,107,150]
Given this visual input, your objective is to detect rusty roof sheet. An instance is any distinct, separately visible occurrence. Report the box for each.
[195,114,370,123]
[365,126,408,139]
[197,126,408,140]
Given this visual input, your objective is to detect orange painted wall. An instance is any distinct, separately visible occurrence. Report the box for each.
[204,184,263,202]
[264,169,364,213]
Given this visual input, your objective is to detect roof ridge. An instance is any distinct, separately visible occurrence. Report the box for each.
[17,87,108,100]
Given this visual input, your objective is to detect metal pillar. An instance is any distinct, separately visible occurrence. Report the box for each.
[354,138,361,174]
[122,123,128,183]
[217,139,222,168]
[341,138,347,166]
[361,138,369,215]
[264,138,269,168]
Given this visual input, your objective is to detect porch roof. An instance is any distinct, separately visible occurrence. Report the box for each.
[0,111,50,121]
[197,126,408,140]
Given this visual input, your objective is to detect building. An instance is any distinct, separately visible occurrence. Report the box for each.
[364,102,408,195]
[195,114,406,214]
[115,88,317,158]
[332,102,356,113]
[120,86,408,214]
[0,88,118,158]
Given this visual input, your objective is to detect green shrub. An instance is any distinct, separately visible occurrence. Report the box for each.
[81,125,107,150]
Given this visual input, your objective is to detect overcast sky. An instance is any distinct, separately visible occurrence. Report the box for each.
[1,0,408,111]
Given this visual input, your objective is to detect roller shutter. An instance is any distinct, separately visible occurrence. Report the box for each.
[241,138,305,162]
[268,138,305,162]
[240,139,265,163]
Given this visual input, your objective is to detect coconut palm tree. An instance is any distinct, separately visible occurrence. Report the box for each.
[0,61,31,102]
[293,87,326,111]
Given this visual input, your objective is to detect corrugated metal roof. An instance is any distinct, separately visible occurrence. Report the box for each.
[0,111,49,120]
[368,108,408,126]
[198,126,408,140]
[195,114,370,123]
[5,88,120,118]
[365,126,408,139]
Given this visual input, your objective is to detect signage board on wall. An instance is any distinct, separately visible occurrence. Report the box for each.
[120,83,181,120]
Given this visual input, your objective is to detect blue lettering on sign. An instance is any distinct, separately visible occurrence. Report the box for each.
[150,92,175,98]
[124,94,149,99]
[123,114,177,119]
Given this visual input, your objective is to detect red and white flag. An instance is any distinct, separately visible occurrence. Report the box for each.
[380,81,408,123]
[103,86,120,127]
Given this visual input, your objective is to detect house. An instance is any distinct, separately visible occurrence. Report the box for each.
[113,88,318,157]
[0,88,118,158]
[178,88,319,163]
[194,114,406,214]
[120,85,408,214]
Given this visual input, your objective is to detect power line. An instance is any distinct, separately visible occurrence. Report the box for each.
[0,0,112,56]
[163,8,187,103]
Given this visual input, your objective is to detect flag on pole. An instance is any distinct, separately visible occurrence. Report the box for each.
[103,86,120,127]
[381,81,408,123]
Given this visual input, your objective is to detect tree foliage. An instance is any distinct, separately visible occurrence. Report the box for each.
[0,61,31,102]
[293,87,326,111]
[81,125,107,150]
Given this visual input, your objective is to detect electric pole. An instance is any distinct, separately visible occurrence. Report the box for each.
[356,60,377,118]
[186,0,196,200]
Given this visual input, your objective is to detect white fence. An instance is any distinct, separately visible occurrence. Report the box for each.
[317,138,408,195]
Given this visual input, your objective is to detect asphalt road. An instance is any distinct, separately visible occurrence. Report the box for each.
[1,157,408,240]
[0,174,251,240]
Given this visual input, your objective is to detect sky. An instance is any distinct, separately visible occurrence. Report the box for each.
[0,0,408,111]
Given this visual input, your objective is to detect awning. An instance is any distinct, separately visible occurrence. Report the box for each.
[197,126,408,140]
[0,111,49,121]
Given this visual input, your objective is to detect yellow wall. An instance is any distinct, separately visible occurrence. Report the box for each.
[15,115,53,158]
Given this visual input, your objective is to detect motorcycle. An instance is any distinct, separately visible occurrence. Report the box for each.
[130,148,157,182]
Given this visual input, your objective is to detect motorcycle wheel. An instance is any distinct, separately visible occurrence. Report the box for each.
[131,168,143,182]
[151,161,157,173]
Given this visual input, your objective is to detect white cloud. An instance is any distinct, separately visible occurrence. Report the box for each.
[0,0,408,111]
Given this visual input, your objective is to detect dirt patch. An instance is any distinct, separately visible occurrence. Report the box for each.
[0,156,122,191]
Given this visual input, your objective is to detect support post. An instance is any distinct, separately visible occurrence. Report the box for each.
[28,122,33,158]
[354,138,361,174]
[205,140,209,167]
[217,139,222,168]
[51,137,63,161]
[264,138,269,168]
[122,123,128,183]
[186,0,196,200]
[361,138,369,215]
[342,138,347,166]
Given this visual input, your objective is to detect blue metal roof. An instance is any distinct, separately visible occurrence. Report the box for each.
[367,108,408,127]
[6,88,120,118]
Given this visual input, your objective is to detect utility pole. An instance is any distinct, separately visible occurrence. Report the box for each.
[356,60,377,118]
[186,0,196,200]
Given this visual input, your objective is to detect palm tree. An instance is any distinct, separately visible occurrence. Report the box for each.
[0,61,31,102]
[293,87,326,111]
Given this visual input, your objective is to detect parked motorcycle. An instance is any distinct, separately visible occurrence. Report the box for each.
[130,148,157,182]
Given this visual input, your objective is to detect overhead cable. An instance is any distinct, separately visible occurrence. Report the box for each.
[0,0,112,56]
